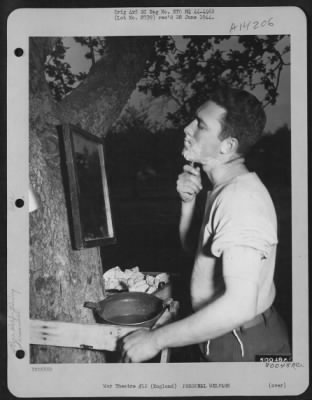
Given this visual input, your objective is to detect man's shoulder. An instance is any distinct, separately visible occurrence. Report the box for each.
[215,172,275,212]
[218,172,264,195]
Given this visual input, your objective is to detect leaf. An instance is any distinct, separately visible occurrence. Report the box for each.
[139,35,290,117]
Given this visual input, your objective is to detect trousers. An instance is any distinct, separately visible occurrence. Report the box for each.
[199,307,291,362]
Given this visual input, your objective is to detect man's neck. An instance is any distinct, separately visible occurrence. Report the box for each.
[202,156,248,188]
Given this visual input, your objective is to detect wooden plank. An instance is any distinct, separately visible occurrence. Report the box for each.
[30,301,179,360]
[30,320,136,351]
[160,348,171,363]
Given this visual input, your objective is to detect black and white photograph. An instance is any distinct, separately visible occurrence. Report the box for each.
[6,6,309,397]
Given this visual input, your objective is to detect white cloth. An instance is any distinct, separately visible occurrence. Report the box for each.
[195,172,278,314]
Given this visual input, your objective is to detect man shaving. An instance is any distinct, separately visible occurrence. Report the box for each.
[121,86,290,362]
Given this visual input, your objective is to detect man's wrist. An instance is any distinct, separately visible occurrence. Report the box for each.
[151,327,165,353]
[181,197,196,209]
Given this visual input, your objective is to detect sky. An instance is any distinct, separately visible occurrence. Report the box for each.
[62,36,290,133]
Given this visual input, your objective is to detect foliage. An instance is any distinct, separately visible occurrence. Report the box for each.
[44,36,289,110]
[45,37,107,101]
[139,35,290,125]
[45,38,87,101]
[73,37,106,66]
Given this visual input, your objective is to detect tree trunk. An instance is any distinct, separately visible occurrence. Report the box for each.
[29,36,155,363]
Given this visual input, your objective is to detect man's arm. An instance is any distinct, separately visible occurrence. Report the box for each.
[176,164,202,253]
[122,246,263,362]
[179,199,197,253]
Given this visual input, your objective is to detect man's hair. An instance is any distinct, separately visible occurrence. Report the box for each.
[208,86,266,155]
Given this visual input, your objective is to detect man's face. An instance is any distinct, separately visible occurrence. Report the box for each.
[183,101,226,164]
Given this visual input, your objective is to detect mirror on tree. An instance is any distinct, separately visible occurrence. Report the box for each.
[59,124,116,249]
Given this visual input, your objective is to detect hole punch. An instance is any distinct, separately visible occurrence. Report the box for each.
[15,198,24,208]
[16,350,25,359]
[14,48,24,57]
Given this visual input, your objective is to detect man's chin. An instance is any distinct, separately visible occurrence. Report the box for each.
[183,150,197,163]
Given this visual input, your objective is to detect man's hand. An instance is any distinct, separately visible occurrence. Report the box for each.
[177,164,202,202]
[120,329,161,363]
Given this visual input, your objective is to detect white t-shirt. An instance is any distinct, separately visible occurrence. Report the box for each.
[194,172,278,314]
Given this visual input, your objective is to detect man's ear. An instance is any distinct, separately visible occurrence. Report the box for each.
[220,137,239,154]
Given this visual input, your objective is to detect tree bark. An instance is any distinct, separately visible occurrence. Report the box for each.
[29,36,155,363]
[59,36,156,136]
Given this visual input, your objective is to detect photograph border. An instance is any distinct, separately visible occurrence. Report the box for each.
[4,3,311,398]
